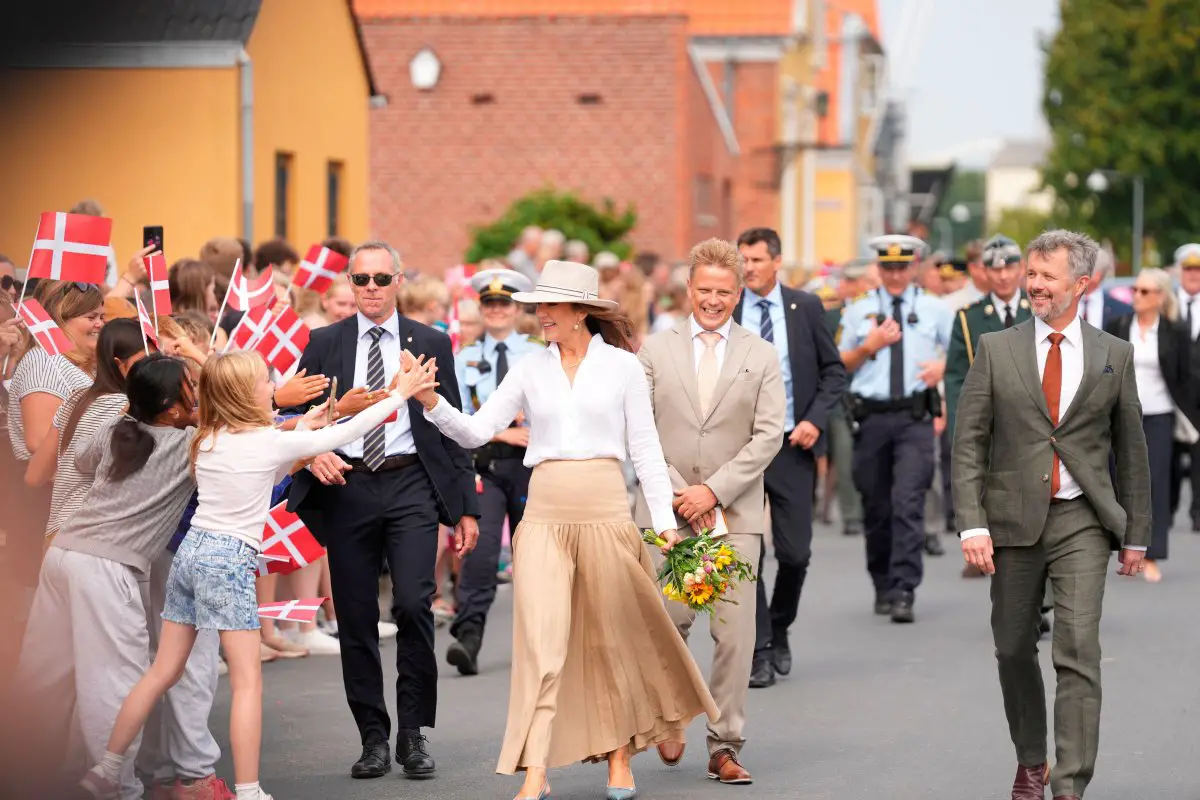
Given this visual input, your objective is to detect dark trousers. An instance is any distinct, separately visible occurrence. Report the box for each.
[939,427,954,531]
[1144,413,1174,560]
[1169,438,1200,522]
[754,436,815,654]
[451,457,530,640]
[851,412,934,594]
[323,462,441,743]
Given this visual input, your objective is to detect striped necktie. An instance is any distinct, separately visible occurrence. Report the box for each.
[757,299,774,343]
[363,327,387,471]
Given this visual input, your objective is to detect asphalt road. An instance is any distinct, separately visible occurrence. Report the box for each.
[212,520,1200,800]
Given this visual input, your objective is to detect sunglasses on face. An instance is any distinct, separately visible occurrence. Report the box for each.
[1132,286,1159,296]
[349,272,396,288]
[0,275,21,292]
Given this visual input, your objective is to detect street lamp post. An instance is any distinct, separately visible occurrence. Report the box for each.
[1087,170,1145,272]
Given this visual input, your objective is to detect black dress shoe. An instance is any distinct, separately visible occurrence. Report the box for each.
[924,534,945,556]
[771,630,792,676]
[1038,613,1051,637]
[351,741,391,779]
[873,592,892,615]
[396,730,436,778]
[843,522,862,536]
[446,629,482,676]
[748,655,775,688]
[890,591,915,624]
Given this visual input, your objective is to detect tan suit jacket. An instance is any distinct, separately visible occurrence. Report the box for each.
[634,318,785,533]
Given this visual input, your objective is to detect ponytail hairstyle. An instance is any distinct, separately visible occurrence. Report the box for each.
[189,351,274,474]
[62,319,147,448]
[106,354,188,482]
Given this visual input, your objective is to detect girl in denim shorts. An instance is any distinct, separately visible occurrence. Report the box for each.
[83,350,439,800]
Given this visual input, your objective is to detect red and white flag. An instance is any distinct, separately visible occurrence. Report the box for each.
[14,299,73,356]
[447,299,462,353]
[228,262,276,311]
[257,503,325,577]
[27,211,112,284]
[134,291,157,350]
[254,305,310,373]
[227,298,277,352]
[257,597,327,623]
[144,252,171,316]
[292,245,349,294]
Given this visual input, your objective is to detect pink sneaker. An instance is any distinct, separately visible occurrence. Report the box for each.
[174,775,237,800]
[79,767,119,800]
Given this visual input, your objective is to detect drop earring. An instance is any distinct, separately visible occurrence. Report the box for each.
[573,322,580,331]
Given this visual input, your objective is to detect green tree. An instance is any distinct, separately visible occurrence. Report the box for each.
[465,188,637,263]
[1041,0,1200,265]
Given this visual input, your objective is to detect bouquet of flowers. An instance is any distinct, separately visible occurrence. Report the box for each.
[642,529,755,617]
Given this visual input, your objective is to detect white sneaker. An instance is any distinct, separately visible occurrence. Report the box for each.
[320,619,339,637]
[378,621,398,639]
[296,628,341,654]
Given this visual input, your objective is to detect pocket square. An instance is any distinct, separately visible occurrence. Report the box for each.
[1103,364,1114,373]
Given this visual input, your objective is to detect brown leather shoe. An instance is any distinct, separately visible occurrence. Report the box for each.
[656,741,685,766]
[707,749,752,785]
[1010,763,1050,800]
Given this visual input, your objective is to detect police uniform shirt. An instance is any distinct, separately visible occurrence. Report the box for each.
[838,286,953,400]
[455,332,540,414]
[741,283,794,428]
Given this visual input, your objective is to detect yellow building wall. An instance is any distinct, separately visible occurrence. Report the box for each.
[814,166,857,264]
[0,68,239,272]
[247,0,371,251]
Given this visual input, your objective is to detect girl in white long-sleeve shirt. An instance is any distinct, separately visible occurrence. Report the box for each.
[82,350,439,800]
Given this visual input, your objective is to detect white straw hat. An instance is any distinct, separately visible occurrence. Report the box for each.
[511,260,617,309]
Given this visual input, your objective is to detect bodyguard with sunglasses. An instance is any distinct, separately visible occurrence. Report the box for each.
[285,241,480,781]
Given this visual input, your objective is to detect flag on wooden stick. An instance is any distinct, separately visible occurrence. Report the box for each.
[293,245,349,294]
[27,211,112,284]
[14,299,73,356]
[257,598,327,623]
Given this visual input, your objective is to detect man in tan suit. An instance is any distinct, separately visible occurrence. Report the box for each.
[635,238,785,785]
[953,230,1151,800]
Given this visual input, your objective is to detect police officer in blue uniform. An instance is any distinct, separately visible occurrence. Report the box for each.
[838,235,953,623]
[445,267,542,676]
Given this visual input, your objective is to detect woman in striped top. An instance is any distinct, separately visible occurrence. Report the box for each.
[25,319,150,544]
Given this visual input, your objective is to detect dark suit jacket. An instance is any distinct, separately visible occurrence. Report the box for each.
[1105,312,1200,430]
[283,313,480,542]
[1099,293,1133,329]
[734,283,847,456]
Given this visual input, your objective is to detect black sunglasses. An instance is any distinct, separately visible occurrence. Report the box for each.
[0,275,21,292]
[349,273,395,288]
[60,281,100,295]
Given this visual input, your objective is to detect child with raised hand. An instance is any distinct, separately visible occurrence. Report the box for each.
[81,350,439,800]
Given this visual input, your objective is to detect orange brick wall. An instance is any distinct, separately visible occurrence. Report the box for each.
[364,14,736,271]
[728,61,780,233]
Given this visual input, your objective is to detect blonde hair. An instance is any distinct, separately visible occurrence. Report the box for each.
[190,351,274,474]
[1137,267,1179,322]
[400,276,451,316]
[689,238,744,285]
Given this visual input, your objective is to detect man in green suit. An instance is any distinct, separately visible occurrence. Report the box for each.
[951,229,1151,800]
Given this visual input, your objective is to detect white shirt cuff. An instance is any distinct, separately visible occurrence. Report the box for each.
[1123,545,1147,551]
[959,528,990,540]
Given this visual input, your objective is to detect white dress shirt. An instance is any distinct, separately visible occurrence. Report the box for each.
[337,311,416,458]
[1177,289,1200,340]
[991,293,1020,325]
[689,315,733,373]
[1082,288,1106,329]
[1129,317,1174,415]
[424,334,677,533]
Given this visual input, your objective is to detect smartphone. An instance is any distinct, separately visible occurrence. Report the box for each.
[142,225,164,253]
[326,377,338,424]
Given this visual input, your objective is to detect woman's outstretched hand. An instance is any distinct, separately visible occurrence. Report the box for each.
[393,352,439,402]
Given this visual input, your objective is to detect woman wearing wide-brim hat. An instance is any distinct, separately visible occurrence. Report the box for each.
[409,260,717,800]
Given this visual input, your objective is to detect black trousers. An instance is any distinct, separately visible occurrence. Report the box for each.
[1144,413,1174,560]
[851,412,934,594]
[754,435,816,654]
[940,426,955,531]
[451,457,530,640]
[323,462,441,744]
[1169,438,1200,522]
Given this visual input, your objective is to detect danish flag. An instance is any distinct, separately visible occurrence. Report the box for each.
[144,252,171,316]
[254,305,310,373]
[227,298,277,352]
[292,245,349,294]
[14,300,73,356]
[257,503,325,576]
[134,291,158,350]
[257,597,327,623]
[227,262,276,311]
[27,211,112,284]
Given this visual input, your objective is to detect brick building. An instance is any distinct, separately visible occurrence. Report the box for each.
[357,0,802,271]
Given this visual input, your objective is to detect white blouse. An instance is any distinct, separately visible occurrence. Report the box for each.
[424,334,677,534]
[1130,317,1174,415]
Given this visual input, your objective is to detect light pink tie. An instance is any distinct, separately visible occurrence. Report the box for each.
[697,331,722,416]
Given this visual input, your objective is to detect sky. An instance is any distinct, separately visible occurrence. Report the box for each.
[876,0,1061,167]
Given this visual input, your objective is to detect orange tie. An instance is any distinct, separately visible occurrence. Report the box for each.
[1041,332,1065,496]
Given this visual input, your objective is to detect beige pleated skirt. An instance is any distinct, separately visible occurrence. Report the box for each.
[496,458,719,775]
